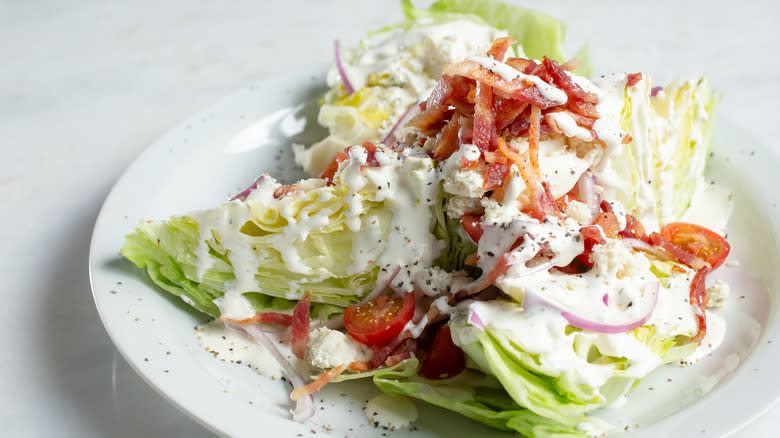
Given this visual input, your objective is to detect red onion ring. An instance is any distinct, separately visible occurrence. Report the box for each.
[522,281,660,334]
[229,174,267,201]
[358,265,401,305]
[233,323,316,422]
[334,40,355,95]
[576,171,600,223]
[381,102,418,146]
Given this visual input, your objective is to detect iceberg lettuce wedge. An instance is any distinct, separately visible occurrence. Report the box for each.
[600,75,718,229]
[122,148,443,320]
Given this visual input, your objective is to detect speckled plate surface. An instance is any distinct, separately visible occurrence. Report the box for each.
[89,70,780,437]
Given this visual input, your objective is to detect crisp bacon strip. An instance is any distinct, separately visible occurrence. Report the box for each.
[626,72,643,87]
[385,352,414,367]
[689,266,711,344]
[370,332,413,368]
[488,36,515,61]
[528,106,541,172]
[619,214,648,240]
[472,81,496,152]
[505,57,536,73]
[592,211,621,239]
[220,312,293,326]
[273,185,298,199]
[649,233,707,270]
[443,61,560,109]
[496,136,559,220]
[543,56,598,104]
[459,251,512,298]
[483,161,510,190]
[290,364,346,401]
[319,141,380,183]
[567,99,599,119]
[290,291,311,359]
[432,116,461,160]
[348,361,371,371]
[559,57,580,72]
[493,96,528,130]
[408,77,454,135]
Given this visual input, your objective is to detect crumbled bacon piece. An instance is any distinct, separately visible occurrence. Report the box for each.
[488,36,515,61]
[290,291,311,359]
[626,72,643,87]
[221,312,293,326]
[472,81,496,151]
[689,266,711,344]
[290,364,346,401]
[432,116,461,160]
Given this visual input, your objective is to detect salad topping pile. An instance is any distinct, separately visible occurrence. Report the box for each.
[121,1,733,436]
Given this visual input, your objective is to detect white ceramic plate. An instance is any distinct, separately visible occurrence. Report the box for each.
[89,69,780,437]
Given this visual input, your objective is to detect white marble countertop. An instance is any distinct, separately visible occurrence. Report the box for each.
[2,1,778,436]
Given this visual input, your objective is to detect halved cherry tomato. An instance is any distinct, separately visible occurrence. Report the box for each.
[420,325,466,380]
[660,222,730,269]
[343,292,414,346]
[461,214,484,243]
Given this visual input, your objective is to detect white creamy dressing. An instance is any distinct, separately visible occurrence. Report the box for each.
[196,320,286,378]
[585,74,665,231]
[334,145,444,292]
[546,112,594,141]
[456,252,705,392]
[190,200,263,320]
[506,136,597,199]
[681,311,727,365]
[363,393,418,430]
[466,56,568,104]
[189,144,443,320]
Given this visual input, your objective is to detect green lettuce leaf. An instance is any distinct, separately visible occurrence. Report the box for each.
[372,359,587,438]
[431,188,478,272]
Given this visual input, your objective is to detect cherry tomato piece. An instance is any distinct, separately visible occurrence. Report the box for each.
[343,292,415,346]
[461,214,484,243]
[660,222,730,269]
[420,325,466,380]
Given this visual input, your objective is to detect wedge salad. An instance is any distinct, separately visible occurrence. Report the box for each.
[121,1,734,437]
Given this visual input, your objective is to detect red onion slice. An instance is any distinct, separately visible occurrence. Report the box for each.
[359,265,401,305]
[334,40,355,95]
[230,174,267,201]
[523,281,660,334]
[468,308,485,329]
[233,323,316,422]
[651,86,663,97]
[576,171,600,223]
[382,102,418,146]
